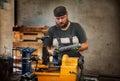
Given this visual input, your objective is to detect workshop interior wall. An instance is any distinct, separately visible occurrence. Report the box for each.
[0,0,120,76]
[0,9,1,53]
[0,0,14,56]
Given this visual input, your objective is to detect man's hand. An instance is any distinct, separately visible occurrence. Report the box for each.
[47,49,54,56]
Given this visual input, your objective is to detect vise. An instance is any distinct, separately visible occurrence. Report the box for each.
[16,47,36,74]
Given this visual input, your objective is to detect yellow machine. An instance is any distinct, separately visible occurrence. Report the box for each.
[32,44,82,81]
[34,54,80,81]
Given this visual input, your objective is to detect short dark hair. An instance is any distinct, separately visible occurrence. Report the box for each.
[53,6,67,17]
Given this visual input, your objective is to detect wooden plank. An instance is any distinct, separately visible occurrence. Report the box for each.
[13,26,48,32]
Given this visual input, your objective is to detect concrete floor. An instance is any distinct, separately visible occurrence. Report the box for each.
[99,77,120,81]
[11,75,120,81]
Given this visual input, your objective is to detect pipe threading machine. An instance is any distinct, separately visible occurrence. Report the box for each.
[34,43,83,81]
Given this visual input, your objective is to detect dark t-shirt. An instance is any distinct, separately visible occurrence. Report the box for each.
[45,22,87,47]
[44,22,87,57]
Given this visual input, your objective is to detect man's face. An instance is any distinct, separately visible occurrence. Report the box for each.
[55,14,68,28]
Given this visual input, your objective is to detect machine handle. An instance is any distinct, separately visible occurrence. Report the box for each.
[69,71,76,74]
[54,43,81,54]
[36,35,49,41]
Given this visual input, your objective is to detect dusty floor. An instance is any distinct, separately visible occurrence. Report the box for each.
[11,75,120,81]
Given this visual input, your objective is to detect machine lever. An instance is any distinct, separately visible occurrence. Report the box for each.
[69,71,76,74]
[54,43,81,54]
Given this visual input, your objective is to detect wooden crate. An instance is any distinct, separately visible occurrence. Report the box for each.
[13,26,48,74]
[13,26,49,58]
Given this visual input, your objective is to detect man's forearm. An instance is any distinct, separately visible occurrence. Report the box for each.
[47,46,53,55]
[80,41,88,51]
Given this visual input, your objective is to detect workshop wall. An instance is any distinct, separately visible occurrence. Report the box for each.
[0,9,1,53]
[0,0,14,56]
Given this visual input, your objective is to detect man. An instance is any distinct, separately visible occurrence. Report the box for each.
[45,6,88,58]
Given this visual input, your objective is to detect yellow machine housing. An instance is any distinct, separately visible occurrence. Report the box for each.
[34,55,79,81]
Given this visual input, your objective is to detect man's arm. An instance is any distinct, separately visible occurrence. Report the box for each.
[80,41,88,51]
[47,46,53,55]
[75,23,88,51]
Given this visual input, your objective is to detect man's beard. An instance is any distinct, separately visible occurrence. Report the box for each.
[56,20,69,28]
